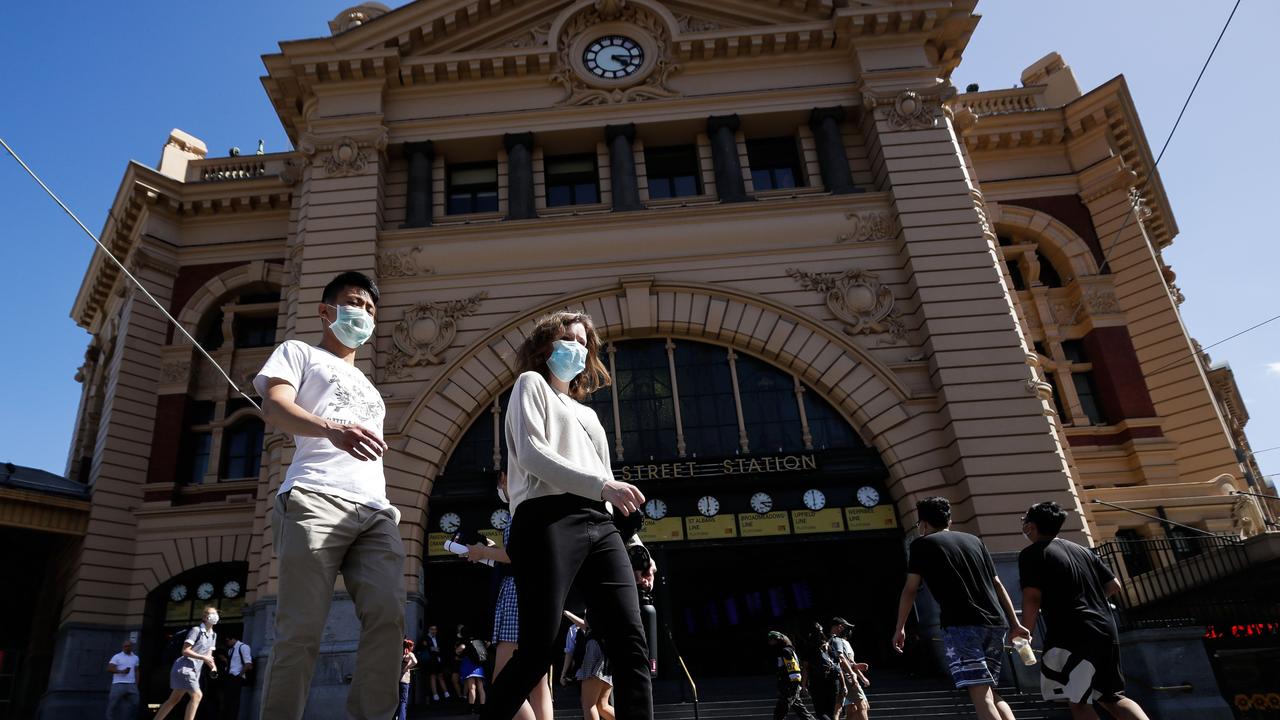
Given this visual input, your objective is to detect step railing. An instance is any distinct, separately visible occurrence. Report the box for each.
[662,621,699,720]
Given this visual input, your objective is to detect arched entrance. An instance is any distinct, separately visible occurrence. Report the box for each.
[421,338,905,678]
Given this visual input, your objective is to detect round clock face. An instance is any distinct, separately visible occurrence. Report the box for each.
[223,580,242,598]
[491,508,512,530]
[857,486,881,508]
[803,489,827,511]
[643,498,668,520]
[439,512,462,534]
[697,495,720,517]
[196,582,215,600]
[750,492,774,514]
[583,35,644,79]
[169,584,188,603]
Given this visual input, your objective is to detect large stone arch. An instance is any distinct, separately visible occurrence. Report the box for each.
[392,280,944,526]
[988,202,1101,279]
[173,260,284,345]
[128,517,255,600]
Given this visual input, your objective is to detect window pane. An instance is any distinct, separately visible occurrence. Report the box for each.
[1060,340,1087,364]
[751,169,774,191]
[613,340,677,461]
[447,162,499,215]
[547,185,572,207]
[451,165,497,185]
[220,419,264,480]
[649,178,673,199]
[1036,249,1064,287]
[574,182,599,204]
[803,388,861,451]
[772,168,796,189]
[734,353,802,453]
[1072,372,1108,425]
[672,175,699,197]
[674,342,739,458]
[438,389,512,496]
[234,315,276,348]
[747,137,804,192]
[645,146,701,198]
[185,432,212,485]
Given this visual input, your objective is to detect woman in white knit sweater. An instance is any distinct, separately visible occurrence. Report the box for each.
[479,311,653,720]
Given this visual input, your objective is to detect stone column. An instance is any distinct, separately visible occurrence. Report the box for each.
[859,82,1084,550]
[504,132,536,220]
[706,114,749,202]
[605,123,643,211]
[808,106,858,194]
[401,141,434,228]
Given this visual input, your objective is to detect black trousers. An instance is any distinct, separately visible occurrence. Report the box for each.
[220,674,245,720]
[480,494,653,720]
[775,683,817,720]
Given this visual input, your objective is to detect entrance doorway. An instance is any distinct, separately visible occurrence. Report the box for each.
[655,533,906,680]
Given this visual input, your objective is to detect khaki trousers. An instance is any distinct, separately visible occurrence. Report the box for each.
[259,487,406,720]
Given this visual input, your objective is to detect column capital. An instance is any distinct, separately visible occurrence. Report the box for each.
[402,140,434,159]
[706,114,741,134]
[605,123,636,143]
[809,106,847,127]
[503,132,535,152]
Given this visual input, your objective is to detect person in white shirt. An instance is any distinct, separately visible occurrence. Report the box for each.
[480,311,652,720]
[106,639,140,720]
[254,272,405,720]
[221,634,253,720]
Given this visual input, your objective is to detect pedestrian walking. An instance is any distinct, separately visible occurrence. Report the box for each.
[105,639,140,720]
[421,625,450,703]
[893,497,1029,720]
[456,639,487,713]
[154,607,219,720]
[827,618,870,720]
[479,311,653,720]
[464,471,554,720]
[398,638,418,720]
[564,611,613,720]
[220,634,253,720]
[802,623,839,720]
[253,271,406,720]
[768,631,818,720]
[1017,502,1152,720]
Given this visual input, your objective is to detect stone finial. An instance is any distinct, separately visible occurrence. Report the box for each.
[328,2,391,35]
[157,128,208,181]
[1020,52,1081,106]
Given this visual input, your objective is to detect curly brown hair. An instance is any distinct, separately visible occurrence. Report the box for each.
[515,311,610,401]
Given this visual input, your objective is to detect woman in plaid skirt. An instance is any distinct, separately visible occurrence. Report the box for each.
[465,472,554,720]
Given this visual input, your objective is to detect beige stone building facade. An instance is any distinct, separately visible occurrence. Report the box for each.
[13,1,1272,717]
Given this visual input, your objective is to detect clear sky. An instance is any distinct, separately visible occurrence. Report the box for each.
[1,1,1275,487]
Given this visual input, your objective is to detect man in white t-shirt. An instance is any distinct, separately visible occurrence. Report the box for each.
[105,639,139,720]
[254,272,405,720]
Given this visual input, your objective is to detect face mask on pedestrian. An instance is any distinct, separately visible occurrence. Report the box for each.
[205,612,220,626]
[325,304,375,348]
[546,339,587,383]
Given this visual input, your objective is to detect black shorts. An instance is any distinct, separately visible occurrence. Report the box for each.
[1040,639,1126,704]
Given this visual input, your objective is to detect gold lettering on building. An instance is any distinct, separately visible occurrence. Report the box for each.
[617,454,816,481]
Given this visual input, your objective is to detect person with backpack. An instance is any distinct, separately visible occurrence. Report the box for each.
[221,634,254,720]
[768,631,818,720]
[564,611,613,720]
[827,618,870,720]
[154,606,219,720]
[456,638,487,713]
[802,623,839,720]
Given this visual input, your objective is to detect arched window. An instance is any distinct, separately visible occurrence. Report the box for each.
[674,342,738,458]
[613,340,677,462]
[1035,249,1064,288]
[219,418,264,480]
[735,353,802,453]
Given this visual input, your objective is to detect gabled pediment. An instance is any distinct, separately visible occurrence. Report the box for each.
[322,0,838,58]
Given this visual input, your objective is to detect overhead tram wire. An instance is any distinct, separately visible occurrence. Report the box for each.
[1096,0,1242,275]
[0,137,262,413]
[1142,311,1280,378]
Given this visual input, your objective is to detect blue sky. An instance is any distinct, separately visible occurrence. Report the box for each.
[1,1,1275,486]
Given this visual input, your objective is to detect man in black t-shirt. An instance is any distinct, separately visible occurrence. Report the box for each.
[894,497,1029,720]
[1018,501,1150,720]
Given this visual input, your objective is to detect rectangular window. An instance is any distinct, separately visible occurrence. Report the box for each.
[1072,372,1108,425]
[1114,529,1152,576]
[185,432,212,485]
[233,315,276,348]
[746,137,804,191]
[1061,339,1088,364]
[545,154,599,207]
[447,163,499,215]
[644,145,701,199]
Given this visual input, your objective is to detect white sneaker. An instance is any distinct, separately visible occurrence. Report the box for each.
[433,695,440,702]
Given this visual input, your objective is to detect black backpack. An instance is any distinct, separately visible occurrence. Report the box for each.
[465,638,488,664]
[163,629,191,667]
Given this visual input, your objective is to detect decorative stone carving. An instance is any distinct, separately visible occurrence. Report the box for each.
[161,360,191,385]
[551,2,680,106]
[863,88,955,131]
[1051,288,1121,326]
[298,130,389,177]
[387,293,487,377]
[786,267,906,344]
[282,244,304,287]
[1083,288,1121,315]
[377,246,433,278]
[278,158,305,186]
[836,211,897,244]
[676,14,720,32]
[1050,299,1080,326]
[507,22,552,48]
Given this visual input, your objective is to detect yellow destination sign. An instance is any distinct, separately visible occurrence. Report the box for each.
[639,516,685,543]
[738,511,792,537]
[427,532,452,558]
[792,508,846,534]
[686,514,738,540]
[845,506,898,531]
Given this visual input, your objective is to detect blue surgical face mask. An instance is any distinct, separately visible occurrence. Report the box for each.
[327,304,375,348]
[547,339,588,383]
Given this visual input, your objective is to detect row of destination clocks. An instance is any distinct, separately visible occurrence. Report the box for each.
[435,486,883,535]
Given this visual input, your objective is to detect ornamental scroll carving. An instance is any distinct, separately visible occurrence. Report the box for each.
[862,88,955,131]
[387,292,487,378]
[377,246,433,278]
[1051,288,1122,325]
[836,211,897,244]
[299,130,389,178]
[551,1,680,106]
[786,267,906,344]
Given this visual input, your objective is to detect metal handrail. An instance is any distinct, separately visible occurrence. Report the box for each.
[663,622,699,720]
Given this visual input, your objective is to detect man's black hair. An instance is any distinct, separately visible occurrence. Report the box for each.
[916,496,952,530]
[1024,501,1068,537]
[322,271,380,307]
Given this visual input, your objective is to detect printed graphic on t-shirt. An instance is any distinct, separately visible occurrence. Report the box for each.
[326,371,383,422]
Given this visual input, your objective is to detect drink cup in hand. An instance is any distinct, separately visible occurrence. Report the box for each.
[1012,637,1036,666]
